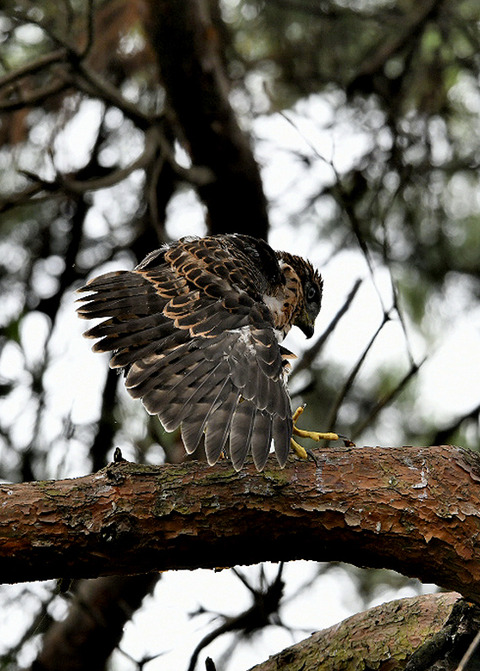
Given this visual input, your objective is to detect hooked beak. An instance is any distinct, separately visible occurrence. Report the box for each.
[297,316,315,339]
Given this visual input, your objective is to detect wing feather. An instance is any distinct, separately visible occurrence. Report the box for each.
[204,387,239,465]
[251,412,273,471]
[76,235,294,470]
[229,401,257,471]
[126,341,199,392]
[180,375,231,455]
[154,361,224,440]
[272,414,291,467]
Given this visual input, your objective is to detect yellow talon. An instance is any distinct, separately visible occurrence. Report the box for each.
[292,405,305,425]
[294,427,340,442]
[291,405,351,462]
[290,437,309,460]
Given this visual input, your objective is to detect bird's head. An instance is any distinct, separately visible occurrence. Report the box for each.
[276,253,323,338]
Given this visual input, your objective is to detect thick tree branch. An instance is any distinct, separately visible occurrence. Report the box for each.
[2,445,480,598]
[249,592,480,671]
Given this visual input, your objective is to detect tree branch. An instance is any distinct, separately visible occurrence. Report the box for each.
[0,48,66,90]
[346,0,444,96]
[0,78,70,112]
[249,592,480,671]
[2,445,480,596]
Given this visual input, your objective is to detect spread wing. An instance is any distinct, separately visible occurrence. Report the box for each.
[76,236,293,471]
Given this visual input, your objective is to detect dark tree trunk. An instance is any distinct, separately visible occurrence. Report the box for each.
[31,575,158,671]
[145,0,270,238]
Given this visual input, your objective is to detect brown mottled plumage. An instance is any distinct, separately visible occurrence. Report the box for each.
[76,234,323,471]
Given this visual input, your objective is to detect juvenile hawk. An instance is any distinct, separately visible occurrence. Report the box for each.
[77,234,339,471]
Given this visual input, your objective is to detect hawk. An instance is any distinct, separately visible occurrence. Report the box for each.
[76,234,339,471]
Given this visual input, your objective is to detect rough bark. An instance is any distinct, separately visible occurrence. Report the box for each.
[2,444,480,599]
[248,592,480,671]
[144,0,270,238]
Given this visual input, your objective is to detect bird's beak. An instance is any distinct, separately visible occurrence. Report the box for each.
[297,315,315,339]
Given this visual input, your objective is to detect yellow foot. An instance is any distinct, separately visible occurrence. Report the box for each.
[290,437,309,461]
[290,405,353,462]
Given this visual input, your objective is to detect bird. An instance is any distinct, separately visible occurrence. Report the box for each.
[76,233,340,471]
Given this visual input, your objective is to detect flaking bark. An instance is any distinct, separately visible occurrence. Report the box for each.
[2,444,480,598]
[248,592,480,671]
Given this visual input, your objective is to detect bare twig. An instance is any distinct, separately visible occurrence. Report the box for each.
[14,124,211,201]
[187,565,285,671]
[79,0,95,58]
[61,67,153,130]
[0,78,69,111]
[333,156,421,386]
[0,183,47,214]
[9,8,155,129]
[58,127,158,193]
[347,0,444,91]
[455,628,480,671]
[433,402,480,445]
[354,356,427,436]
[326,311,391,432]
[60,0,75,35]
[0,48,66,90]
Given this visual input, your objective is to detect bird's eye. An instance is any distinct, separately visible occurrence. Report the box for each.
[306,285,318,302]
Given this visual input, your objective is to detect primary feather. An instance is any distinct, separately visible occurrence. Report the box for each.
[76,234,323,471]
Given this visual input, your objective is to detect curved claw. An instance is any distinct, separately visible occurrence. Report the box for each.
[290,437,319,466]
[291,437,308,460]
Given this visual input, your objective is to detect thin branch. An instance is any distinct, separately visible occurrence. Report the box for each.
[0,78,69,111]
[9,9,155,130]
[62,67,154,131]
[326,312,391,431]
[60,0,75,36]
[353,356,427,436]
[187,564,285,671]
[334,167,421,377]
[0,48,66,90]
[0,183,46,213]
[15,126,211,199]
[11,8,78,54]
[347,0,444,92]
[57,129,157,193]
[433,401,480,445]
[456,629,480,671]
[79,0,96,58]
[279,111,398,332]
